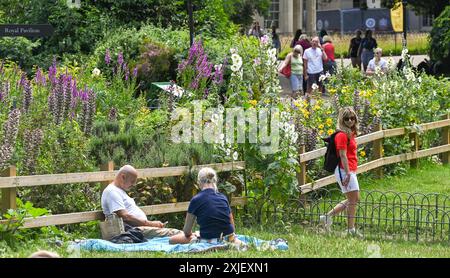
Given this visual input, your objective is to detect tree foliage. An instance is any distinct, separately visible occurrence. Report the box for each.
[382,0,449,18]
[429,5,450,63]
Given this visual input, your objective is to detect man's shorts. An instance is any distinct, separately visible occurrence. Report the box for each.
[307,71,324,90]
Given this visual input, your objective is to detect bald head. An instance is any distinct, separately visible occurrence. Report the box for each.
[29,250,60,258]
[117,165,138,177]
[115,165,138,191]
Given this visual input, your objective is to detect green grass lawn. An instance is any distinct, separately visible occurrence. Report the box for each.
[3,225,450,258]
[2,161,449,258]
[360,161,450,195]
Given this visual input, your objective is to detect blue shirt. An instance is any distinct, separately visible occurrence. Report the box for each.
[188,188,234,239]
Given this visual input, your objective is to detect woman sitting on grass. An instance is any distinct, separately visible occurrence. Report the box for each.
[169,167,243,247]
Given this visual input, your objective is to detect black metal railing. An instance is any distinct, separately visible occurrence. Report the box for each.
[241,189,450,242]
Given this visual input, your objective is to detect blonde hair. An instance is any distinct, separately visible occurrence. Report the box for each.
[337,107,359,138]
[293,44,303,55]
[299,34,308,40]
[323,35,332,43]
[197,167,218,191]
[374,47,383,54]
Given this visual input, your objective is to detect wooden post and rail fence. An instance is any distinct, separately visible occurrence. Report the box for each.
[0,162,246,229]
[0,114,449,229]
[297,113,450,194]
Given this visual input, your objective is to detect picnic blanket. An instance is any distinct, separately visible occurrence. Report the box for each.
[74,235,288,253]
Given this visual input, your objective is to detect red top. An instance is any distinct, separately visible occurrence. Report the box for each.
[296,39,311,51]
[335,132,358,171]
[323,43,335,62]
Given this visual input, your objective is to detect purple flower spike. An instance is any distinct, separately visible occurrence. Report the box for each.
[133,66,138,78]
[105,49,111,65]
[125,68,129,81]
[117,51,124,67]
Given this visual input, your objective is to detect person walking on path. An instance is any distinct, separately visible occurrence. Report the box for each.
[248,21,264,38]
[366,48,388,75]
[272,25,281,54]
[358,29,378,72]
[322,35,336,75]
[348,30,362,70]
[291,29,303,48]
[297,34,311,51]
[303,36,327,97]
[319,29,328,45]
[319,107,362,237]
[279,45,304,97]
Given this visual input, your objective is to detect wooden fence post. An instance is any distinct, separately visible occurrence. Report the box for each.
[409,131,420,169]
[372,122,383,178]
[297,145,307,186]
[100,161,114,192]
[1,166,17,214]
[442,113,450,165]
[297,144,307,204]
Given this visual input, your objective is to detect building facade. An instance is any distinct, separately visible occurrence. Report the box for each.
[256,0,433,35]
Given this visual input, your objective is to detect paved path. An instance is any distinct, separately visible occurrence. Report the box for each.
[279,55,428,96]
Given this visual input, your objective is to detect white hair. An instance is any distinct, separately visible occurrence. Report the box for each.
[197,167,218,191]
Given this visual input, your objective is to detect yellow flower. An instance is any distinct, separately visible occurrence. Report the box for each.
[248,100,257,107]
[341,86,350,94]
[360,151,366,157]
[264,99,270,104]
[301,108,310,118]
[319,130,324,136]
[326,110,332,115]
[327,129,334,136]
[313,104,320,111]
[318,124,324,130]
[294,99,303,108]
[140,106,150,115]
[326,118,333,127]
[328,88,337,94]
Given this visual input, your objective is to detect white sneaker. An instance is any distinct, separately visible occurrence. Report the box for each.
[347,228,363,238]
[319,215,333,230]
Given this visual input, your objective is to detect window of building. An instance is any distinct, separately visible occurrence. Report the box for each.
[422,14,433,27]
[265,0,279,28]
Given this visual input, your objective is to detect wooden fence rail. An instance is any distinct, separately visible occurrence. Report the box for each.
[297,114,450,194]
[0,161,246,228]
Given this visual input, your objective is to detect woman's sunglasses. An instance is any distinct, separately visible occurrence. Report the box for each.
[344,116,356,121]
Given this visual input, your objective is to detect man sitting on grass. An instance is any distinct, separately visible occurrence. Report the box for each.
[101,165,182,239]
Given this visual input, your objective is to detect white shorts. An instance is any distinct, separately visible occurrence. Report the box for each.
[334,167,360,194]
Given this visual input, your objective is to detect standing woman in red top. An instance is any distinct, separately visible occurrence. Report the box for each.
[320,107,362,236]
[322,35,336,75]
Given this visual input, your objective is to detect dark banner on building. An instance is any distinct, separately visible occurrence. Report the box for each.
[316,10,341,32]
[317,8,394,33]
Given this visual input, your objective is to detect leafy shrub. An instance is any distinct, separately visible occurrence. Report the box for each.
[429,6,450,66]
[0,38,41,73]
[0,198,48,247]
[135,41,177,91]
[89,118,143,166]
